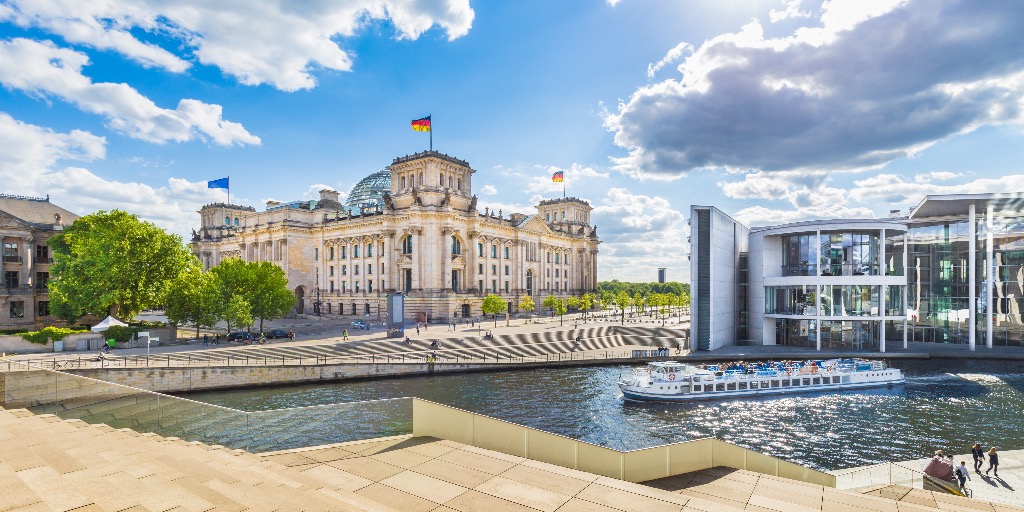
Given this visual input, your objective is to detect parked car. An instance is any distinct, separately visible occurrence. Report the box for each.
[266,329,290,339]
[351,320,369,330]
[226,331,255,342]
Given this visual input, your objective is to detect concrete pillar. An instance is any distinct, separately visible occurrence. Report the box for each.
[987,204,994,349]
[903,232,909,350]
[969,204,976,351]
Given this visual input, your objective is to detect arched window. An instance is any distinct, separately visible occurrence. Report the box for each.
[233,217,239,226]
[401,176,407,189]
[545,213,550,222]
[419,172,423,185]
[451,236,462,255]
[457,178,462,191]
[448,176,453,189]
[224,216,230,225]
[440,173,445,186]
[402,235,413,254]
[561,210,566,220]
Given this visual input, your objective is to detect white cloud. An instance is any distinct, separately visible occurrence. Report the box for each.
[591,188,690,282]
[0,111,234,236]
[0,38,259,146]
[604,0,1024,179]
[526,163,609,194]
[480,184,497,195]
[769,0,811,23]
[850,172,1024,207]
[647,42,691,79]
[731,203,875,227]
[1,0,475,91]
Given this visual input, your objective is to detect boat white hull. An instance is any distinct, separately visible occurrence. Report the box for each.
[619,376,904,402]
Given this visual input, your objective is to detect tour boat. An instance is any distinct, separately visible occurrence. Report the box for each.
[618,359,904,402]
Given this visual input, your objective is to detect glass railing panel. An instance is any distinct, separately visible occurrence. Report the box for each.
[245,397,413,453]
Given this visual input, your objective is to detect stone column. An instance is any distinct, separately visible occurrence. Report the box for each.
[903,232,909,349]
[441,228,453,291]
[383,230,395,292]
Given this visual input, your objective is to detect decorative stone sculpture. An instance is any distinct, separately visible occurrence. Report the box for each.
[382,192,396,211]
[411,187,423,206]
[441,189,451,207]
[468,195,478,212]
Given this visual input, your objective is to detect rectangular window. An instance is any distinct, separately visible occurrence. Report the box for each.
[35,244,49,261]
[492,264,497,275]
[478,263,483,274]
[367,244,373,257]
[478,279,484,292]
[504,247,510,259]
[342,265,347,275]
[35,272,49,291]
[314,247,319,261]
[547,252,551,263]
[368,280,373,293]
[2,242,19,262]
[491,280,497,293]
[478,243,483,257]
[4,271,18,288]
[354,245,359,258]
[37,300,49,317]
[329,266,335,276]
[341,246,347,259]
[504,265,509,276]
[328,247,334,260]
[355,265,360,275]
[491,245,497,258]
[556,269,560,278]
[9,301,24,318]
[368,264,373,275]
[329,281,334,292]
[342,282,347,293]
[556,253,560,264]
[504,281,509,293]
[355,281,360,293]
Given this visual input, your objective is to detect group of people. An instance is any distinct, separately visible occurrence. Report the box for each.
[930,444,1000,496]
[201,334,222,346]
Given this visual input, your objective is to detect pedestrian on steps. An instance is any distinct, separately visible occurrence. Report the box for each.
[971,443,984,472]
[986,447,999,477]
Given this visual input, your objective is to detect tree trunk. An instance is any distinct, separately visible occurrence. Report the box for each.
[259,317,265,334]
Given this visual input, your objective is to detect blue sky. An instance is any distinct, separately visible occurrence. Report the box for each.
[2,0,1024,282]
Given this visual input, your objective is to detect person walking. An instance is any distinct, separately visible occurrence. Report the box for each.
[416,324,420,335]
[986,447,999,477]
[202,334,209,346]
[955,460,971,493]
[343,329,349,341]
[971,443,984,472]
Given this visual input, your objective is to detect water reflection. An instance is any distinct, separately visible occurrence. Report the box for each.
[183,362,1024,470]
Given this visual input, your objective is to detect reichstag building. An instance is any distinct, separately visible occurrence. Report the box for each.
[191,151,601,322]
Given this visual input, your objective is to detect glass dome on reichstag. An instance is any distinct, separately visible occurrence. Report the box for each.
[345,169,391,211]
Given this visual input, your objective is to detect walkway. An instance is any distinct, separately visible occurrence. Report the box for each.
[3,405,1021,512]
[833,448,1024,508]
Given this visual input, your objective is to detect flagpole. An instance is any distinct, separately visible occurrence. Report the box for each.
[228,176,231,205]
[429,114,433,152]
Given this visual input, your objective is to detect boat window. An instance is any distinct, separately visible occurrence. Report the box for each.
[716,384,725,392]
[738,382,747,390]
[832,376,840,384]
[771,380,781,388]
[727,383,736,390]
[803,378,810,386]
[812,378,820,385]
[693,386,701,393]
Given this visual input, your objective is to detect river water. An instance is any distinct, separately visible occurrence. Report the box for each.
[184,359,1024,471]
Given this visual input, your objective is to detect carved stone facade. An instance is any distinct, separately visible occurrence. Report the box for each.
[0,194,78,330]
[191,151,601,322]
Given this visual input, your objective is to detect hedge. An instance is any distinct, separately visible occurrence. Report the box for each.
[19,326,88,344]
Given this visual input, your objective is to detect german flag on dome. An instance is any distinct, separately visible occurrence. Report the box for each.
[552,171,564,183]
[411,116,431,132]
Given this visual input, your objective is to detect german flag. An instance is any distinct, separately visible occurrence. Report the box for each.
[552,171,564,183]
[411,116,431,132]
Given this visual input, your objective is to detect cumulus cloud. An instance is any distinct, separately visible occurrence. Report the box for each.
[719,169,875,226]
[0,111,237,236]
[769,0,812,23]
[0,0,475,91]
[647,42,691,79]
[0,38,259,146]
[850,172,1024,207]
[480,184,497,195]
[591,188,690,282]
[526,163,609,194]
[604,0,1024,179]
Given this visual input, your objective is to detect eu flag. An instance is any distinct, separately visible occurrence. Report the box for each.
[208,177,229,189]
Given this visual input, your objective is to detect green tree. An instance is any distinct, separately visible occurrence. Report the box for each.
[554,298,567,326]
[481,294,506,328]
[580,293,597,319]
[542,295,560,314]
[48,210,195,322]
[615,291,632,324]
[222,295,253,333]
[519,295,535,317]
[211,259,295,333]
[165,266,222,338]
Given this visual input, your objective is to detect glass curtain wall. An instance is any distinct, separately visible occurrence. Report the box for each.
[900,221,974,344]
[819,285,880,316]
[765,285,816,315]
[775,318,816,348]
[987,215,1024,346]
[820,233,880,276]
[782,234,818,276]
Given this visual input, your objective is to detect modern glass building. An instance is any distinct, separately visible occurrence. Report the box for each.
[690,193,1024,352]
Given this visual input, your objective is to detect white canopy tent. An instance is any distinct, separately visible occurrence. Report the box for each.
[91,315,128,332]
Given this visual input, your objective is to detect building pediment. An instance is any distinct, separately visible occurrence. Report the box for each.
[0,211,31,230]
[517,215,553,235]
